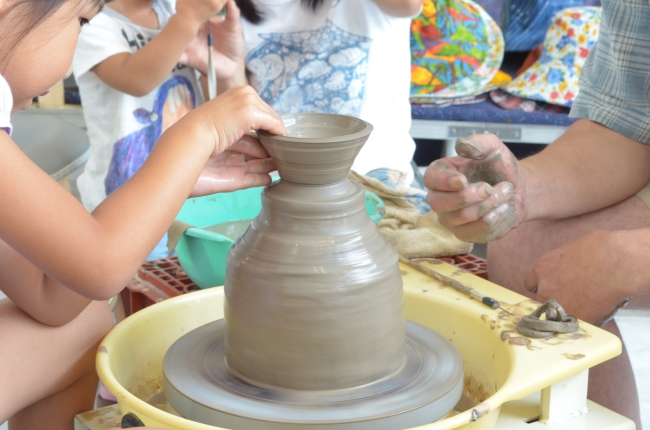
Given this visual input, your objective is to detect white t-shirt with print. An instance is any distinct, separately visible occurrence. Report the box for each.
[73,0,204,211]
[0,73,12,136]
[241,0,416,180]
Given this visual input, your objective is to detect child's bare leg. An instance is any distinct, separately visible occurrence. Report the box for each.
[0,299,114,430]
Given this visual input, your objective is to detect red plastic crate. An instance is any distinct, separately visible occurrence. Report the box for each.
[459,254,488,278]
[123,257,200,316]
[438,254,488,280]
[123,254,488,316]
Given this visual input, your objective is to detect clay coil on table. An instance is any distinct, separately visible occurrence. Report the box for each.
[163,113,464,429]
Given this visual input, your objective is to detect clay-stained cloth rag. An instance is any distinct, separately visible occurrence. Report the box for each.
[349,169,472,259]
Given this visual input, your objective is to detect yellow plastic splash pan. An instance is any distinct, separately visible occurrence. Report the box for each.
[97,261,621,429]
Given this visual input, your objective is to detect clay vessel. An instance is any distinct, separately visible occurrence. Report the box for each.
[224,113,405,391]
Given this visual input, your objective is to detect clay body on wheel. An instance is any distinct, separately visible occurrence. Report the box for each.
[162,113,464,429]
[225,114,405,391]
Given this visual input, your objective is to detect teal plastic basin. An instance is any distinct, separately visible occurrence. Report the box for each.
[174,187,385,289]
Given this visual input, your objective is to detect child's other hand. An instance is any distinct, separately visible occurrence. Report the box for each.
[175,0,227,29]
[190,136,276,196]
[179,1,245,83]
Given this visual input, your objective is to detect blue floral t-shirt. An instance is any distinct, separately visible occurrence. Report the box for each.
[240,0,418,181]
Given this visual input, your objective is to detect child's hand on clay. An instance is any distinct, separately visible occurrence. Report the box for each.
[180,0,246,87]
[175,0,228,30]
[195,85,285,156]
[191,136,276,196]
[162,85,284,197]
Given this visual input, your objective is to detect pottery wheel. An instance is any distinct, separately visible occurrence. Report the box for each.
[163,320,463,430]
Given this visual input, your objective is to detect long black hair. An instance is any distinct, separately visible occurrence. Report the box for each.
[235,0,325,24]
[0,0,104,58]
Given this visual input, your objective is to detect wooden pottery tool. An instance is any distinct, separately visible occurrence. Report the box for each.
[207,24,216,100]
[399,255,514,315]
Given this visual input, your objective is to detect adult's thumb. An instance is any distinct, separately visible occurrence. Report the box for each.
[455,134,504,161]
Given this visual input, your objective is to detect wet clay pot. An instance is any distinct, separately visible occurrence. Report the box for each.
[163,114,463,428]
[224,113,405,391]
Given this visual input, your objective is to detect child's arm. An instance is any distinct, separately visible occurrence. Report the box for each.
[372,0,422,17]
[0,86,283,324]
[0,240,94,326]
[91,0,227,97]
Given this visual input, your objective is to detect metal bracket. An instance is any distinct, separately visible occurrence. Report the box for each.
[448,125,522,140]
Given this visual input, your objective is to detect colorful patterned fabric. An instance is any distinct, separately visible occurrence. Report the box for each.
[411,79,506,105]
[490,89,571,113]
[570,0,650,145]
[410,0,504,99]
[501,0,585,52]
[504,7,601,107]
[411,71,510,105]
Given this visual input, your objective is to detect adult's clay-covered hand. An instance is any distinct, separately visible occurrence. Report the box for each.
[423,134,527,243]
[524,230,641,325]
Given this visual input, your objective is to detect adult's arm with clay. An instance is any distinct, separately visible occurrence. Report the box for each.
[424,119,650,243]
[424,121,650,323]
[0,87,284,325]
[424,0,650,324]
[425,0,650,242]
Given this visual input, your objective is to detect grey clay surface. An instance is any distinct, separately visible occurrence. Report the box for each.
[257,113,372,185]
[164,320,464,429]
[163,113,464,429]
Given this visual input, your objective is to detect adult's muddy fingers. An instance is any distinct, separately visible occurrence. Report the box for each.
[435,182,517,243]
[423,159,468,192]
[450,200,518,243]
[455,134,505,161]
[426,182,494,213]
[436,182,513,227]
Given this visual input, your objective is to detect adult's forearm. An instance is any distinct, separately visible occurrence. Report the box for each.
[521,119,650,221]
[618,228,650,297]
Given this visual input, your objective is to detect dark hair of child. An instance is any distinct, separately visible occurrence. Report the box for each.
[0,0,105,57]
[235,0,324,24]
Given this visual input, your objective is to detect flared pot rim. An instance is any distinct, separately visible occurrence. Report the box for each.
[257,113,373,145]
